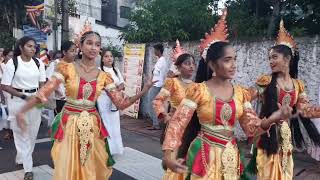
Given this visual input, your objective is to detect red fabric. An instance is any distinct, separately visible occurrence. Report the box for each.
[192,141,210,177]
[53,106,109,141]
[215,99,236,126]
[278,88,296,107]
[204,133,236,146]
[77,78,97,101]
[191,132,236,177]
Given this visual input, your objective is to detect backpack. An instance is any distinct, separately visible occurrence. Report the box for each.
[12,56,40,78]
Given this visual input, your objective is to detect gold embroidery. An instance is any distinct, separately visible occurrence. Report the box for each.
[83,82,93,100]
[53,72,65,83]
[181,99,197,109]
[280,122,292,173]
[221,103,232,126]
[282,93,292,106]
[243,101,252,109]
[299,92,307,98]
[105,83,117,91]
[221,141,238,180]
[160,88,171,97]
[77,111,94,165]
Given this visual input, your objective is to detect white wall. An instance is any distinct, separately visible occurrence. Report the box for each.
[77,0,102,21]
[136,36,320,117]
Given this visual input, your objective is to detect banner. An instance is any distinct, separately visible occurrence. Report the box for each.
[23,25,47,43]
[122,44,146,119]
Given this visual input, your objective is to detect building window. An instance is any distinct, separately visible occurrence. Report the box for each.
[120,6,131,19]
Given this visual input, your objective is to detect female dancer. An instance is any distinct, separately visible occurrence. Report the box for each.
[46,41,77,115]
[15,31,155,180]
[153,40,196,180]
[97,49,125,156]
[161,10,292,180]
[249,20,320,180]
[153,40,195,126]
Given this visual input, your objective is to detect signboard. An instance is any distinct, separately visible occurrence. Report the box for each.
[23,25,47,43]
[122,44,146,118]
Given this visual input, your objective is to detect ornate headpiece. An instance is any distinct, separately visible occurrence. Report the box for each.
[73,18,92,47]
[199,8,229,59]
[171,39,187,61]
[275,19,297,54]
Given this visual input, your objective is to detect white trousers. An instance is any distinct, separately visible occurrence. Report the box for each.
[8,94,42,172]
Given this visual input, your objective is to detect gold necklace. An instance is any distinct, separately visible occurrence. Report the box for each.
[180,76,193,84]
[79,61,96,73]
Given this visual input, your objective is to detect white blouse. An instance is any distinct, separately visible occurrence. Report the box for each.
[103,66,124,86]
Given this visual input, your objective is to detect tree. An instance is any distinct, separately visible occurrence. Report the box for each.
[122,0,319,43]
[121,0,217,43]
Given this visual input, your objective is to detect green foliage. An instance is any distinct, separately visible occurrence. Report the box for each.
[0,32,16,49]
[122,0,320,43]
[121,0,216,43]
[102,42,122,58]
[227,0,269,40]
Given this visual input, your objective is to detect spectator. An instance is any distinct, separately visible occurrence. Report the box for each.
[0,49,13,140]
[148,44,170,130]
[1,36,46,180]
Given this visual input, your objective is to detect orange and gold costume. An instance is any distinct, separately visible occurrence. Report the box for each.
[253,75,320,180]
[36,62,133,180]
[153,77,194,180]
[153,78,193,119]
[162,83,260,180]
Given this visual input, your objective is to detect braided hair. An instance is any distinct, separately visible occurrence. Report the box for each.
[260,44,320,155]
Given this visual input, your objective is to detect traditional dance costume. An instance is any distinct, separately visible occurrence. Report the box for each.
[153,40,195,180]
[249,20,320,180]
[162,10,262,180]
[36,62,135,180]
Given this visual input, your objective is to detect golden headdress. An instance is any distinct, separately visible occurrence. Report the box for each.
[171,39,187,61]
[199,8,229,59]
[73,19,92,47]
[275,19,297,54]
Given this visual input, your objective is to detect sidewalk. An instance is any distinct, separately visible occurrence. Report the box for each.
[120,115,320,179]
[120,115,162,140]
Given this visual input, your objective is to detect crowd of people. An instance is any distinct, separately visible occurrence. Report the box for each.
[0,8,320,180]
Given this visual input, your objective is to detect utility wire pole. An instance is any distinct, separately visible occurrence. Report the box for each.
[61,0,69,42]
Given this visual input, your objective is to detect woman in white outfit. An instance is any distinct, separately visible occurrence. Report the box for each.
[0,49,13,140]
[97,49,125,155]
[1,36,46,180]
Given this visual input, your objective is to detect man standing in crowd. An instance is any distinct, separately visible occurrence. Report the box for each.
[148,44,170,130]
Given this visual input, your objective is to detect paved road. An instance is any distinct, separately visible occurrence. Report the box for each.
[0,118,320,180]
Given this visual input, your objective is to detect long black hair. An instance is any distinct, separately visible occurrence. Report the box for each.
[177,41,231,158]
[61,41,75,58]
[13,36,36,57]
[100,49,118,77]
[260,44,320,155]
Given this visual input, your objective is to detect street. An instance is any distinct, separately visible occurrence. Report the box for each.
[0,116,319,180]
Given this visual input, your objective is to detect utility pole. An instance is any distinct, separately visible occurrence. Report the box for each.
[53,0,58,51]
[61,0,69,42]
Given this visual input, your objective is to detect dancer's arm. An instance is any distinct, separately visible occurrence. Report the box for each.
[153,79,174,122]
[296,80,320,118]
[105,75,156,110]
[239,87,293,137]
[162,84,201,173]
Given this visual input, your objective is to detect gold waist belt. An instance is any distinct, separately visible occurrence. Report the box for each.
[66,98,95,109]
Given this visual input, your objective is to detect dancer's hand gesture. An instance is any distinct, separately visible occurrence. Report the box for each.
[163,158,188,174]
